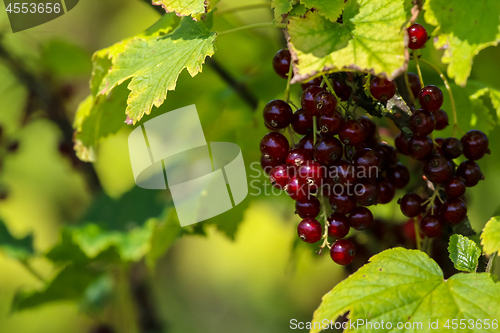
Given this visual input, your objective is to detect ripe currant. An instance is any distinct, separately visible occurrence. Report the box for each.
[433,109,449,130]
[444,177,466,198]
[370,77,396,102]
[328,213,350,239]
[338,120,366,146]
[387,163,410,189]
[348,206,374,230]
[419,85,443,112]
[423,154,454,183]
[330,239,356,265]
[441,198,467,225]
[330,192,356,215]
[441,137,463,159]
[318,110,344,134]
[407,23,428,49]
[295,196,321,219]
[419,214,443,238]
[297,218,322,243]
[408,135,433,160]
[314,91,337,116]
[263,99,293,129]
[456,160,484,187]
[260,132,290,162]
[301,85,324,116]
[399,193,423,218]
[272,49,292,79]
[269,165,289,189]
[298,134,315,154]
[291,108,313,135]
[461,130,489,161]
[410,109,435,136]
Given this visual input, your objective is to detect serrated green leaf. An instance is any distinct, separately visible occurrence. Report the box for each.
[287,0,408,84]
[152,0,218,20]
[300,0,344,22]
[146,208,181,270]
[0,219,33,260]
[470,95,496,134]
[99,15,216,123]
[311,248,500,333]
[272,0,295,23]
[481,216,500,256]
[424,0,500,87]
[448,234,481,272]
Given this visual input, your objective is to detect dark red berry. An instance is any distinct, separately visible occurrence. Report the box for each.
[314,136,343,166]
[457,160,484,187]
[297,160,324,188]
[434,137,444,154]
[387,163,410,189]
[410,109,435,135]
[395,132,410,155]
[338,120,366,146]
[285,176,310,201]
[358,116,376,139]
[423,154,454,183]
[301,85,324,116]
[419,214,443,238]
[329,160,356,185]
[330,239,356,265]
[272,49,292,79]
[291,108,313,135]
[297,134,315,155]
[348,206,374,230]
[330,192,356,215]
[260,155,281,175]
[370,77,396,101]
[377,179,395,204]
[409,134,433,160]
[444,177,466,198]
[419,85,443,112]
[461,130,489,161]
[407,23,428,49]
[301,77,322,90]
[354,181,379,206]
[297,218,322,243]
[332,79,352,101]
[442,198,467,225]
[314,91,337,116]
[286,149,313,171]
[399,193,423,218]
[441,137,463,159]
[328,213,350,239]
[269,165,289,189]
[318,110,344,134]
[433,109,449,130]
[353,148,380,174]
[407,72,421,98]
[263,100,293,129]
[260,132,289,162]
[374,143,397,169]
[295,196,321,219]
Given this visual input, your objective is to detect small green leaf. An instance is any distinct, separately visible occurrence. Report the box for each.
[99,15,216,123]
[146,208,181,270]
[272,0,295,23]
[0,219,34,260]
[288,0,408,84]
[424,0,500,86]
[448,234,481,272]
[300,0,344,22]
[311,248,500,333]
[152,0,219,20]
[481,216,500,256]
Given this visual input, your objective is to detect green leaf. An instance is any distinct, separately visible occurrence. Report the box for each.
[300,0,344,22]
[287,0,408,84]
[146,208,181,270]
[99,14,216,123]
[448,234,481,272]
[0,219,34,260]
[152,0,219,20]
[481,216,500,256]
[272,0,295,23]
[41,39,92,78]
[423,0,500,87]
[311,248,500,333]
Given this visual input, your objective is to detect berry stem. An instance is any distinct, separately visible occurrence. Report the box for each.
[413,51,424,88]
[313,116,318,145]
[486,252,497,273]
[215,2,270,16]
[419,58,460,137]
[283,62,294,103]
[414,219,422,251]
[322,74,340,101]
[421,184,444,214]
[218,22,287,36]
[317,195,331,254]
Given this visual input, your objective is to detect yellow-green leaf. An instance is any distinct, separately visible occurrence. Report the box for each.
[300,0,344,22]
[481,216,500,256]
[448,234,481,272]
[152,0,219,20]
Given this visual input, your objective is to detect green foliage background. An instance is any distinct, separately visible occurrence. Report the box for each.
[0,0,500,332]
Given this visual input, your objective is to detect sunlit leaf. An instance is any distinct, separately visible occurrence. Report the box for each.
[448,234,481,272]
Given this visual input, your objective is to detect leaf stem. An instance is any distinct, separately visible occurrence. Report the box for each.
[218,22,287,37]
[413,52,424,88]
[215,3,270,16]
[313,116,318,145]
[486,252,497,273]
[414,219,422,251]
[419,58,460,137]
[284,62,293,103]
[422,184,443,215]
[19,259,46,283]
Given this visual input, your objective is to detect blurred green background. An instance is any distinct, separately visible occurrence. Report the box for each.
[0,1,500,332]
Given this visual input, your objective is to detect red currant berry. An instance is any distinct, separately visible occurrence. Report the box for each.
[260,132,289,162]
[457,160,484,187]
[314,136,343,166]
[328,213,350,239]
[377,179,395,204]
[408,134,433,160]
[370,77,396,101]
[433,109,449,130]
[387,163,410,189]
[301,85,324,116]
[442,198,467,225]
[410,109,435,135]
[419,85,443,112]
[329,160,356,185]
[272,49,292,79]
[260,155,281,175]
[374,143,397,169]
[348,206,374,230]
[399,193,423,218]
[297,218,322,243]
[295,196,321,219]
[330,239,356,265]
[285,176,309,201]
[441,137,463,159]
[297,160,324,188]
[301,77,322,90]
[291,108,313,135]
[358,116,376,139]
[263,100,293,129]
[444,177,466,198]
[423,154,454,183]
[315,91,337,116]
[332,79,352,101]
[269,165,289,189]
[338,120,366,146]
[330,192,356,215]
[407,23,428,49]
[318,110,344,134]
[461,130,489,161]
[354,181,379,206]
[353,148,380,172]
[419,214,443,238]
[395,132,410,155]
[407,72,421,98]
[286,149,313,171]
